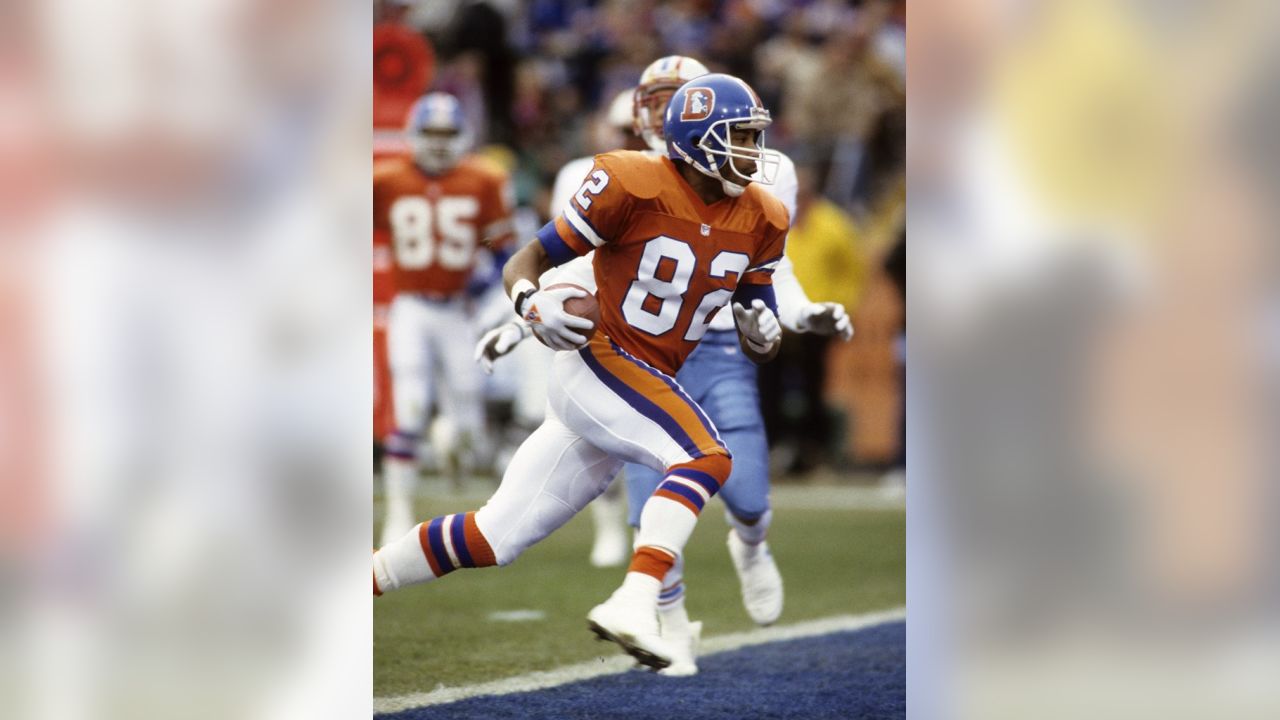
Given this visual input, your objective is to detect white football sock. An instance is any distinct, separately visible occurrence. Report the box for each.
[657,554,689,633]
[635,496,698,557]
[374,523,433,592]
[590,485,628,558]
[617,570,662,602]
[382,457,419,532]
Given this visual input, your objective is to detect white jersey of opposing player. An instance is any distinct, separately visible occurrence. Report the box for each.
[546,150,814,332]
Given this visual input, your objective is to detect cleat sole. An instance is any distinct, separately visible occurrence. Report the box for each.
[587,621,672,670]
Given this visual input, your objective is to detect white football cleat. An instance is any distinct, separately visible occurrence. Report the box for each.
[727,531,784,626]
[657,620,702,677]
[587,591,675,670]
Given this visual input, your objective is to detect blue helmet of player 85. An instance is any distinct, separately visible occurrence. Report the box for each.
[663,74,781,197]
[405,92,472,174]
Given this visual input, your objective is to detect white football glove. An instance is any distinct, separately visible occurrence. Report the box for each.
[523,285,595,351]
[732,299,782,354]
[796,302,854,341]
[474,321,530,374]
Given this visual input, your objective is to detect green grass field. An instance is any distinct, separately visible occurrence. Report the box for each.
[374,484,904,698]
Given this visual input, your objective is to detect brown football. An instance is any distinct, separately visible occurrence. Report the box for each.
[543,282,600,340]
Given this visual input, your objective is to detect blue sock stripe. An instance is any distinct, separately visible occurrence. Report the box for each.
[427,517,456,574]
[384,431,419,459]
[449,514,474,568]
[657,480,706,512]
[669,467,721,496]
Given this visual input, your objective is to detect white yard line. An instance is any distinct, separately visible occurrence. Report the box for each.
[373,606,906,715]
[768,485,905,511]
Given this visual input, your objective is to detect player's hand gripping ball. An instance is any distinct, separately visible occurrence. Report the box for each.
[525,283,599,350]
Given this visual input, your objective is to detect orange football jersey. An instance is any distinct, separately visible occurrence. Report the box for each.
[543,151,788,375]
[374,155,514,297]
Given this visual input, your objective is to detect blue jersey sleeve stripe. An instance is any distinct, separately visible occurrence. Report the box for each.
[536,220,578,266]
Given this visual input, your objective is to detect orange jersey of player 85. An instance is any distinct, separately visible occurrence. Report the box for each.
[538,151,788,376]
[374,155,514,297]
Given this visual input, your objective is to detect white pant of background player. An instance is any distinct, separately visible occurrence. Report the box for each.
[381,292,483,546]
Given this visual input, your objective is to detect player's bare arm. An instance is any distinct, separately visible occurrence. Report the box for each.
[502,238,553,297]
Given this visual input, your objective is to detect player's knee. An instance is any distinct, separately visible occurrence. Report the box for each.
[671,452,733,496]
[392,406,428,435]
[726,502,770,525]
[697,452,733,487]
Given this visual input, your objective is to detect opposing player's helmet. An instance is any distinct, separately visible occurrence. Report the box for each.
[664,74,781,197]
[633,56,709,153]
[405,92,471,174]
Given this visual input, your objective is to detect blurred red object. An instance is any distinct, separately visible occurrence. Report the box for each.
[373,22,435,130]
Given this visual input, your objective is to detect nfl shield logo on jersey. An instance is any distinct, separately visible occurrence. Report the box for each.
[700,223,711,236]
[680,87,715,122]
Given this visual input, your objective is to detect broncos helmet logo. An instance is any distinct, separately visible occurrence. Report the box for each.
[680,88,715,122]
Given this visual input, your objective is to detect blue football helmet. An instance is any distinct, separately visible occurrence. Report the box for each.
[663,74,781,197]
[405,92,472,174]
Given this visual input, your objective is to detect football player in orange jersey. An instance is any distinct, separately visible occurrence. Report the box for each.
[475,54,851,676]
[373,74,785,670]
[374,92,514,547]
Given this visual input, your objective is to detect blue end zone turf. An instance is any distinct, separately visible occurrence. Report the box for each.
[380,620,905,720]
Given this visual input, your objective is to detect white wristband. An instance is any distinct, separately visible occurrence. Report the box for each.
[510,278,537,316]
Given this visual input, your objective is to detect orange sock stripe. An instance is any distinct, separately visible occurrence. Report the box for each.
[654,488,702,516]
[462,512,496,568]
[629,545,676,581]
[417,522,445,577]
[670,454,732,486]
[373,571,382,597]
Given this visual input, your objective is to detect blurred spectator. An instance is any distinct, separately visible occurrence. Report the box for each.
[755,15,825,123]
[786,2,904,213]
[759,164,868,473]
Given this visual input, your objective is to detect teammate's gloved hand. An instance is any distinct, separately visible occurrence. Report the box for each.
[732,299,782,353]
[524,285,595,351]
[796,302,854,341]
[474,321,530,374]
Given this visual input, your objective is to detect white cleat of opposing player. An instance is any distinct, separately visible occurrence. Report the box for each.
[727,530,784,626]
[656,620,702,677]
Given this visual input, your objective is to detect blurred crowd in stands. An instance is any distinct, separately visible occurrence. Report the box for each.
[375,0,905,477]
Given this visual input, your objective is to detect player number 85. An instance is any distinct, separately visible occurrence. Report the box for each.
[389,196,479,270]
